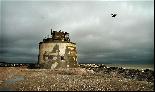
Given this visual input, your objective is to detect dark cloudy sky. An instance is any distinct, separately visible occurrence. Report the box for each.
[0,0,154,64]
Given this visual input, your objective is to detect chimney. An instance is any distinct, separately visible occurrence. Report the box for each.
[51,29,53,35]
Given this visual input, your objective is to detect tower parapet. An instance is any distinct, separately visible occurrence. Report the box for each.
[41,29,71,43]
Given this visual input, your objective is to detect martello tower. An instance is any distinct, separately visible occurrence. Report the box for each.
[38,29,78,69]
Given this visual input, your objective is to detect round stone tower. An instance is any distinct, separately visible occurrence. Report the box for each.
[38,29,78,69]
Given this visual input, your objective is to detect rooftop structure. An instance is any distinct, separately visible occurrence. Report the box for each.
[40,29,73,43]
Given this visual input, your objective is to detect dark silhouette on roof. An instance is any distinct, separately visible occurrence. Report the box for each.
[39,29,74,44]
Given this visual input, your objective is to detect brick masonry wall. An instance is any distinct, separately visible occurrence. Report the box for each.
[38,42,78,69]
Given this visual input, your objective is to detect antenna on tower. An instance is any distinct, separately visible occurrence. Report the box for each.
[51,29,53,35]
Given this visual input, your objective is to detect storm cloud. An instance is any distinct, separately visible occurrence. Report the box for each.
[0,0,154,64]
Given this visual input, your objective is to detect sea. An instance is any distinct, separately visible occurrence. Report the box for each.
[104,64,154,71]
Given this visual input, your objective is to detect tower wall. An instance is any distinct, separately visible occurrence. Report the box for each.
[39,42,77,69]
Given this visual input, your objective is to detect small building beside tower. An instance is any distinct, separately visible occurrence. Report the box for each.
[38,29,78,69]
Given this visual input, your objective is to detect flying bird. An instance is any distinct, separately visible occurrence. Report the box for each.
[111,14,117,17]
